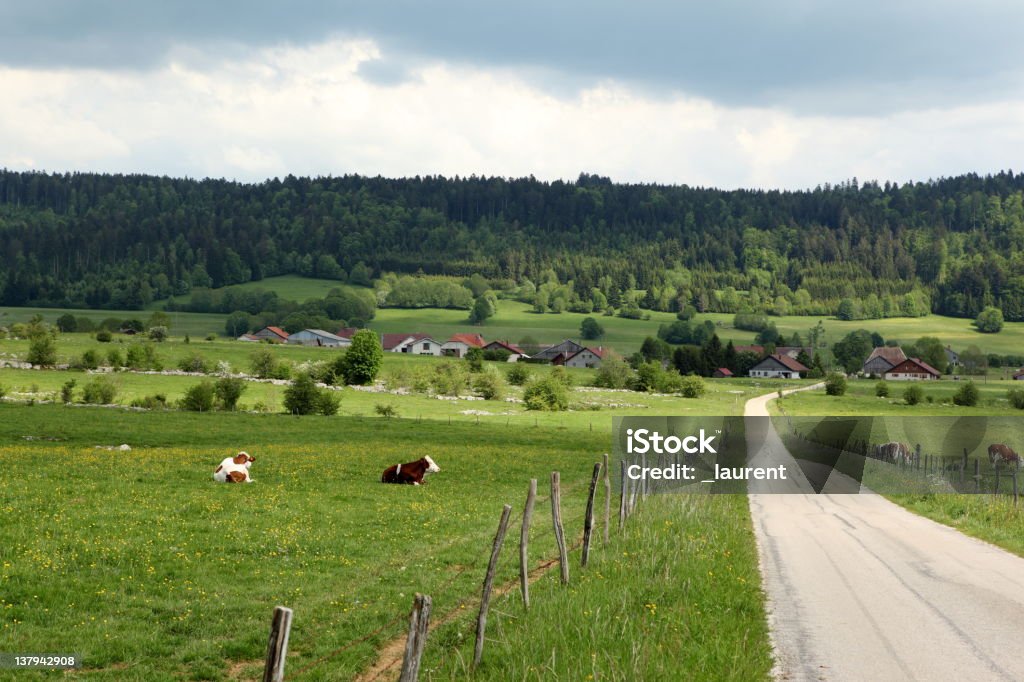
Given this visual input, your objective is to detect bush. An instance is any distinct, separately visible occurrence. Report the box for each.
[56,313,77,332]
[974,306,1004,333]
[81,377,117,404]
[284,373,320,415]
[334,329,383,385]
[148,326,169,342]
[95,330,112,343]
[375,403,399,418]
[1008,388,1024,410]
[549,366,573,387]
[465,347,484,372]
[875,381,889,398]
[316,389,342,416]
[181,380,216,412]
[106,348,124,368]
[523,377,569,411]
[903,384,924,406]
[60,379,77,404]
[75,349,101,370]
[824,372,847,396]
[679,374,706,398]
[593,355,633,389]
[473,370,506,400]
[214,377,247,411]
[250,348,289,379]
[27,333,57,366]
[431,362,470,396]
[131,394,168,410]
[178,352,212,373]
[126,343,162,371]
[953,380,979,407]
[506,364,530,386]
[580,316,605,340]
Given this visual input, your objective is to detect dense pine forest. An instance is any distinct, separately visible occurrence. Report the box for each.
[2,169,1024,321]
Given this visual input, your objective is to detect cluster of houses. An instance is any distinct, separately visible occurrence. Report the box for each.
[237,327,607,368]
[736,343,956,381]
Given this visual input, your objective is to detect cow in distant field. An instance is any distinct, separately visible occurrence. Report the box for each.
[988,444,1021,468]
[214,451,256,483]
[382,456,440,485]
[875,442,914,466]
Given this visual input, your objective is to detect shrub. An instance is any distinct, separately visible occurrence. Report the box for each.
[95,330,112,343]
[334,329,383,385]
[375,403,399,418]
[633,362,662,393]
[178,353,212,373]
[181,380,216,412]
[549,366,573,387]
[679,375,706,398]
[824,372,847,396]
[75,317,95,333]
[523,377,569,411]
[205,334,217,341]
[75,349,101,370]
[1008,388,1024,410]
[56,313,77,332]
[284,373,320,414]
[593,355,633,389]
[952,380,979,407]
[316,390,342,416]
[580,316,605,340]
[60,379,77,404]
[431,362,470,396]
[974,306,1004,333]
[473,370,506,400]
[506,364,530,386]
[126,343,162,370]
[903,384,924,405]
[147,326,169,342]
[131,394,168,410]
[250,348,289,379]
[483,348,510,362]
[214,377,247,411]
[875,381,889,398]
[465,347,484,372]
[81,376,117,404]
[27,333,57,366]
[106,348,124,368]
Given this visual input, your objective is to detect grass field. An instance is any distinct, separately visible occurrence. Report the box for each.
[152,275,357,310]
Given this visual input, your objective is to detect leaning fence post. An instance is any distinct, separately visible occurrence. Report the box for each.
[475,504,513,669]
[582,462,602,568]
[399,594,432,682]
[263,606,293,682]
[619,460,627,527]
[519,479,536,609]
[603,454,611,544]
[551,472,569,585]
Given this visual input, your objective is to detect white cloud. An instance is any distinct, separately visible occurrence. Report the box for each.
[0,37,1022,189]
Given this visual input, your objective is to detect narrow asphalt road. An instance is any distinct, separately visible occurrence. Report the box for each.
[746,386,1024,681]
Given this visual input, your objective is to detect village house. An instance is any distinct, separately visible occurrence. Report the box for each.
[236,333,260,342]
[884,357,941,381]
[251,326,289,343]
[944,345,960,368]
[483,340,530,362]
[748,354,808,379]
[441,333,486,358]
[862,346,907,376]
[382,333,443,356]
[712,367,734,378]
[561,346,606,369]
[286,329,350,348]
[532,339,585,363]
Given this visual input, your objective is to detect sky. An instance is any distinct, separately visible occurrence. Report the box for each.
[2,1,1023,189]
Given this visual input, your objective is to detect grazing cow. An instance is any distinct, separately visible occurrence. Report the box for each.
[381,456,440,485]
[875,442,914,466]
[988,444,1021,469]
[214,451,256,483]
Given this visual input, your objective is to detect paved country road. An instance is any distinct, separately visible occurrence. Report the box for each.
[746,386,1024,681]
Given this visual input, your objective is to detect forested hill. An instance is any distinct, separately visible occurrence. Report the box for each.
[2,169,1024,320]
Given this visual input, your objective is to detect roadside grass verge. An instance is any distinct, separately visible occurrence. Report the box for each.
[422,494,772,682]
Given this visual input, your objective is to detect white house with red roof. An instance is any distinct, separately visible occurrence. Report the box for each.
[884,357,941,381]
[562,346,606,369]
[382,333,443,355]
[251,326,289,343]
[748,353,808,379]
[442,333,486,358]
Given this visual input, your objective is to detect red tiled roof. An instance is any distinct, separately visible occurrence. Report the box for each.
[886,358,941,377]
[565,346,606,362]
[448,333,486,348]
[266,326,289,339]
[485,340,526,355]
[336,327,360,339]
[381,333,415,350]
[865,346,906,365]
[715,367,733,376]
[770,353,809,372]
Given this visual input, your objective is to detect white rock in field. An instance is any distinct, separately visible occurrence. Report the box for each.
[118,444,131,451]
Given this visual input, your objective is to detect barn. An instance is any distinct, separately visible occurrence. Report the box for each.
[532,339,585,363]
[748,354,808,379]
[884,358,941,381]
[441,333,486,358]
[382,333,443,356]
[713,367,733,378]
[862,346,907,376]
[286,329,351,347]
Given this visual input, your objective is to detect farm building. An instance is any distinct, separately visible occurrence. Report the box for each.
[713,368,733,378]
[561,347,606,369]
[483,340,529,362]
[945,346,960,368]
[884,358,941,381]
[336,327,361,340]
[442,333,486,358]
[251,326,289,343]
[748,354,808,379]
[382,333,443,356]
[287,329,351,347]
[532,339,585,363]
[236,334,260,342]
[862,346,907,376]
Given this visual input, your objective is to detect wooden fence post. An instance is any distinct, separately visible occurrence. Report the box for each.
[995,461,1001,497]
[974,458,981,493]
[551,472,569,585]
[399,594,432,682]
[474,504,513,669]
[1014,469,1019,506]
[963,448,968,472]
[520,479,536,609]
[916,444,922,472]
[582,462,602,568]
[602,454,611,544]
[619,460,627,527]
[263,606,293,682]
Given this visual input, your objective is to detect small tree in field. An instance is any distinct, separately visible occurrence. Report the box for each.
[580,316,604,340]
[214,377,247,411]
[824,372,847,396]
[27,331,57,367]
[903,384,924,406]
[181,380,216,412]
[953,380,979,407]
[284,373,320,415]
[875,380,889,398]
[506,364,530,386]
[336,329,383,385]
[974,306,1004,333]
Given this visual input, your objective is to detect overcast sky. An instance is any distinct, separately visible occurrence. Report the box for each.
[2,1,1023,189]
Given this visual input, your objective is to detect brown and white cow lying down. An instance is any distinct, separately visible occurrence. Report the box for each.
[875,442,914,466]
[214,452,256,483]
[381,456,440,485]
[989,444,1021,468]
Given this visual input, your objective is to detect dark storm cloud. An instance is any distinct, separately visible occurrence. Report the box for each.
[2,1,1022,112]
